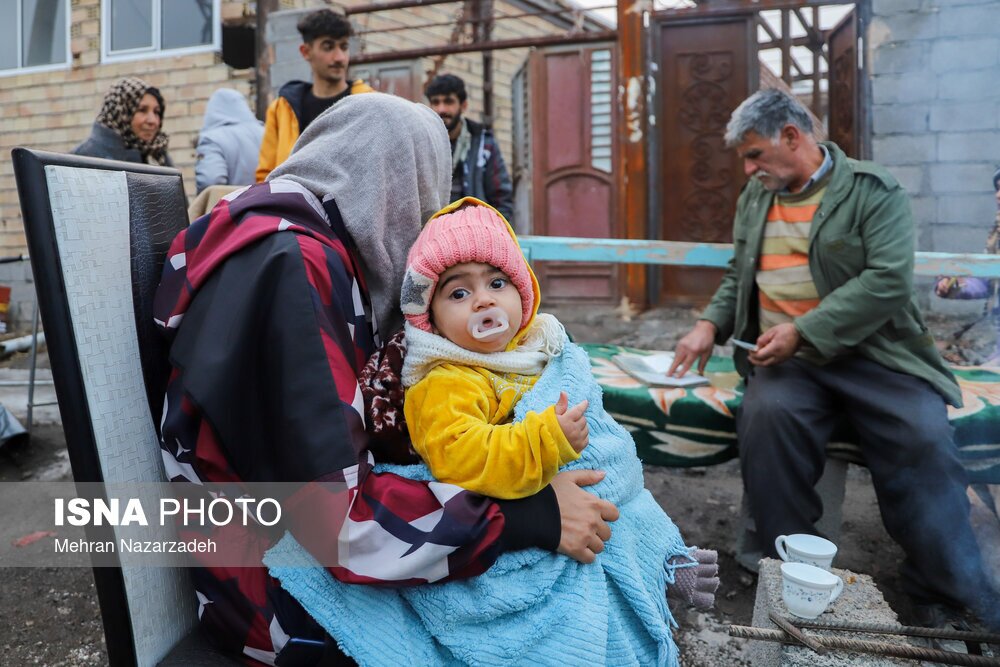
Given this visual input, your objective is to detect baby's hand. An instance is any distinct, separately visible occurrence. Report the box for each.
[555,391,589,453]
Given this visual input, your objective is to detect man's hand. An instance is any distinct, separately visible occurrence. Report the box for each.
[551,470,619,564]
[749,323,801,366]
[669,320,718,377]
[935,277,959,297]
[555,391,589,453]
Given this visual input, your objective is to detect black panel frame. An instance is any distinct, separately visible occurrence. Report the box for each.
[11,148,183,667]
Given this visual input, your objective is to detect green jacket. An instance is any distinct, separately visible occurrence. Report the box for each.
[700,142,962,407]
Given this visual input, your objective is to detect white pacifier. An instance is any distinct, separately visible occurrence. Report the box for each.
[468,307,510,340]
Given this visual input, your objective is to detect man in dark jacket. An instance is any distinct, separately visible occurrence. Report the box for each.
[670,88,1000,630]
[425,74,514,223]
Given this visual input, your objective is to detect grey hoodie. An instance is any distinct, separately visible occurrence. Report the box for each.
[269,92,451,336]
[195,88,264,192]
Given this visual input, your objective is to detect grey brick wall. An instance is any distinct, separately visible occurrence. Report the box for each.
[869,0,1000,264]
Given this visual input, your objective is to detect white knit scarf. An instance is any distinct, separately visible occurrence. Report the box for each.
[402,313,566,387]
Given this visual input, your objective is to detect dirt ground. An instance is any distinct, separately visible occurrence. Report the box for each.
[0,303,990,666]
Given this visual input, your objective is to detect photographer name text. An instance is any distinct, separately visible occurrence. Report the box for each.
[54,538,217,553]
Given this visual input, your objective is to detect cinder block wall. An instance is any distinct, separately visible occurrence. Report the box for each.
[869,0,1000,266]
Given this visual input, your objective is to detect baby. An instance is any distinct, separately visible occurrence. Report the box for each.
[400,197,718,609]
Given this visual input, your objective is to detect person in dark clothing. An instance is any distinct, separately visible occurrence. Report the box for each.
[155,93,618,666]
[73,77,172,166]
[425,74,514,223]
[255,9,373,182]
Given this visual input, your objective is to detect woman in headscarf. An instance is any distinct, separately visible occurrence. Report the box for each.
[73,77,172,166]
[153,93,617,665]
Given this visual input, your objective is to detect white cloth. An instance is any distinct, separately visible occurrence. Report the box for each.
[401,313,566,387]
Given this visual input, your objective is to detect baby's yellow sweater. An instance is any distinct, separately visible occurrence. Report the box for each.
[404,363,579,499]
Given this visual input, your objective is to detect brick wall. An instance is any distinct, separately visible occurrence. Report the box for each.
[0,0,581,329]
[869,0,1000,265]
[0,0,255,326]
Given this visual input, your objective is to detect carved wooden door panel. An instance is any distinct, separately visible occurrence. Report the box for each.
[656,16,755,304]
[529,46,620,305]
[828,10,859,158]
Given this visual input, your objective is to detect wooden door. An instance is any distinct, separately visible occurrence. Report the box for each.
[350,61,423,101]
[828,10,859,158]
[656,16,755,304]
[529,46,620,305]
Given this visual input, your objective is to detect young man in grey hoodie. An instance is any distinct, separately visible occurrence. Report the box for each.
[194,88,264,193]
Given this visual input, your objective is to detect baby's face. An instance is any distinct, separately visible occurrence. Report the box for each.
[430,262,524,354]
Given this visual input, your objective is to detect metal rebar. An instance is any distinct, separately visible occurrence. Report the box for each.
[353,4,616,37]
[351,30,617,65]
[729,625,1000,666]
[27,299,39,434]
[769,612,826,655]
[346,0,458,16]
[789,618,1000,645]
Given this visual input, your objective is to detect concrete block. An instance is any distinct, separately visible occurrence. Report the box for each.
[872,133,935,165]
[938,69,1000,101]
[886,165,925,194]
[749,559,912,667]
[872,105,929,135]
[925,0,1000,6]
[870,42,929,74]
[875,10,938,43]
[930,162,997,192]
[938,4,1000,37]
[937,193,998,224]
[928,222,990,253]
[937,131,1000,162]
[871,0,917,16]
[931,37,1000,73]
[930,101,997,132]
[871,72,937,104]
[908,196,937,225]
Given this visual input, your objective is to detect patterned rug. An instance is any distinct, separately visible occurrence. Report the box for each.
[581,343,1000,484]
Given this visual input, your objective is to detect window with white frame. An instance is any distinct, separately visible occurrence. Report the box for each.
[0,0,70,74]
[102,0,219,62]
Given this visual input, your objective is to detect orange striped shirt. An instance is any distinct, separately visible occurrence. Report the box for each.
[756,184,827,334]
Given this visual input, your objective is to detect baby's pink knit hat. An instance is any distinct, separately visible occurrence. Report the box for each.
[401,198,538,333]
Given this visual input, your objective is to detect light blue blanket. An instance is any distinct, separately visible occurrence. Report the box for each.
[265,341,691,666]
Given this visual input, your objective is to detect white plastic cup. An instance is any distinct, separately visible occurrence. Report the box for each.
[775,533,838,570]
[781,562,844,619]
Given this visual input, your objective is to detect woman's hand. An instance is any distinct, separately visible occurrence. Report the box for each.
[550,470,619,564]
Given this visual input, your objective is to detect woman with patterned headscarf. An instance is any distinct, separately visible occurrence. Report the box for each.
[73,77,172,166]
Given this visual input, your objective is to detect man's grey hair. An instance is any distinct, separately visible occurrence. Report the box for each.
[724,88,813,147]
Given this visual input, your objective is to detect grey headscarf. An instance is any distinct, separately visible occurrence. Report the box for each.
[269,93,451,336]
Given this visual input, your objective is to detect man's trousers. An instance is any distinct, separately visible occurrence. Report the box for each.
[738,355,993,616]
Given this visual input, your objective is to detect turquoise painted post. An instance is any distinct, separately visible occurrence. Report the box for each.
[518,236,1000,279]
